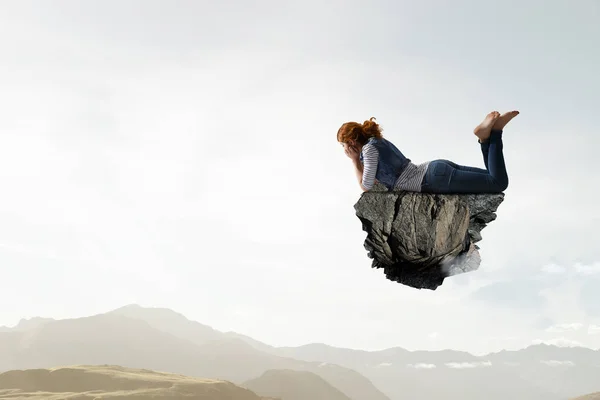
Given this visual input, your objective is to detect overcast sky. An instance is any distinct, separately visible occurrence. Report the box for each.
[0,0,599,355]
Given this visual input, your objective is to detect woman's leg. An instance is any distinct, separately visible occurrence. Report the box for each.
[447,133,495,174]
[446,160,488,175]
[479,110,519,171]
[422,130,508,194]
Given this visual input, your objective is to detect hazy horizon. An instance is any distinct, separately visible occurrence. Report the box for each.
[2,302,599,356]
[1,0,599,357]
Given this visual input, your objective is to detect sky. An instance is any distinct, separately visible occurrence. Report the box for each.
[0,0,599,356]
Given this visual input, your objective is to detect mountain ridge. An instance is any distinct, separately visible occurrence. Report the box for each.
[4,304,597,357]
[0,309,389,400]
[3,304,600,400]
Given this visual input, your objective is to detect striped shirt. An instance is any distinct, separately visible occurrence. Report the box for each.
[361,142,430,192]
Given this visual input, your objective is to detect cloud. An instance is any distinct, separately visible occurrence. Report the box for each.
[540,262,600,276]
[545,323,584,333]
[541,360,575,367]
[407,363,436,369]
[541,264,567,274]
[445,361,492,369]
[588,325,600,335]
[375,362,392,368]
[574,262,600,275]
[428,332,439,339]
[532,338,584,347]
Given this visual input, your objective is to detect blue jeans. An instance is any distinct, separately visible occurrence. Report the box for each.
[420,130,508,194]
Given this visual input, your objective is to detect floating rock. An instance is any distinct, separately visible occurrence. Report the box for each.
[354,182,504,290]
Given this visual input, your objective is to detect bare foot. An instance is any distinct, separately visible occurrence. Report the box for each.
[492,110,520,131]
[474,111,501,142]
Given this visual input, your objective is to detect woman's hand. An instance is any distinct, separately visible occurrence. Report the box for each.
[344,144,360,161]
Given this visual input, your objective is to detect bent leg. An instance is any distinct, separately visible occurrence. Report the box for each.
[447,168,506,193]
[421,129,508,194]
[484,129,508,189]
[441,131,502,175]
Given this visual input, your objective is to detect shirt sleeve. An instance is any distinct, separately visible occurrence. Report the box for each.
[361,143,379,190]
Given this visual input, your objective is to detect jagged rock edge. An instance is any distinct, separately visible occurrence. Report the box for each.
[354,191,505,290]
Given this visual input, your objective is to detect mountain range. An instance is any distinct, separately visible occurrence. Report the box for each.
[1,304,599,400]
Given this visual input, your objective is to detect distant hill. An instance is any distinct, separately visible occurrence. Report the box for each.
[243,369,351,400]
[108,304,224,344]
[0,365,267,400]
[573,394,600,400]
[3,304,600,400]
[109,304,274,351]
[0,312,389,400]
[0,317,54,332]
[274,342,600,400]
[106,305,389,400]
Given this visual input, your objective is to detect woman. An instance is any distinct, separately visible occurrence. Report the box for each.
[337,110,519,194]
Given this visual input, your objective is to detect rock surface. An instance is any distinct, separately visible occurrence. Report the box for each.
[354,182,504,290]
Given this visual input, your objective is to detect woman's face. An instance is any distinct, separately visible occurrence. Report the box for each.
[341,139,357,151]
[341,140,360,159]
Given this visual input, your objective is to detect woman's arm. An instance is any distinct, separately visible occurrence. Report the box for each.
[358,143,378,191]
[352,159,369,192]
[348,143,378,192]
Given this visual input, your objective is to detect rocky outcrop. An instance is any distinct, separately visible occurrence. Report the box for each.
[354,183,504,290]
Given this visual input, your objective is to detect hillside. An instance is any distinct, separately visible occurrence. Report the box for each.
[3,304,600,400]
[107,305,390,400]
[573,394,600,400]
[109,304,274,351]
[243,369,351,400]
[0,365,266,399]
[274,342,600,400]
[0,314,209,375]
[0,312,389,400]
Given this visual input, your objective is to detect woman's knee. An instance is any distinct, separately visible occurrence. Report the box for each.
[494,177,509,192]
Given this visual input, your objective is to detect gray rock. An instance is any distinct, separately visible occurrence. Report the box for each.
[354,182,504,290]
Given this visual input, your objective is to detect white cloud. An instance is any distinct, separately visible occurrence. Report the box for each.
[545,323,584,333]
[532,338,583,347]
[375,362,392,368]
[588,325,600,335]
[407,363,436,369]
[541,264,567,274]
[428,332,439,339]
[574,262,600,275]
[541,262,600,276]
[541,360,575,367]
[445,361,492,369]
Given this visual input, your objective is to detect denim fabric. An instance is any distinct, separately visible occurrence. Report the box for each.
[359,137,411,190]
[421,130,508,194]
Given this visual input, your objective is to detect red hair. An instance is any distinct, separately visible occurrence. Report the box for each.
[337,117,383,145]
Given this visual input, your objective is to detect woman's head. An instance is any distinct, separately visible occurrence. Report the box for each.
[337,117,383,147]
